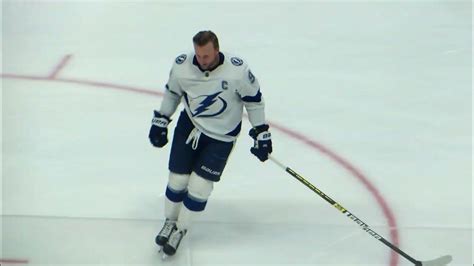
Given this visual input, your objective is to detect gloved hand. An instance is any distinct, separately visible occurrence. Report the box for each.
[149,111,171,148]
[249,124,272,162]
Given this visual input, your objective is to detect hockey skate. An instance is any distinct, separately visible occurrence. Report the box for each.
[155,219,176,252]
[161,228,187,259]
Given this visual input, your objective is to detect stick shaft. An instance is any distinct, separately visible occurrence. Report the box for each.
[269,155,420,265]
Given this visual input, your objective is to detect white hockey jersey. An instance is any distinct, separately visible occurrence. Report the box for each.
[159,52,266,142]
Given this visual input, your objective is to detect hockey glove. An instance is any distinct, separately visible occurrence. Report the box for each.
[148,111,171,148]
[249,124,272,162]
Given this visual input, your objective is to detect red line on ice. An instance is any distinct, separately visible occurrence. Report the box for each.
[0,55,400,266]
[270,123,399,266]
[0,258,29,264]
[48,54,72,79]
[1,74,162,97]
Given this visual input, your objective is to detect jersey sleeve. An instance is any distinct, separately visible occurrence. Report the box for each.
[238,66,266,127]
[159,66,183,118]
[165,66,183,97]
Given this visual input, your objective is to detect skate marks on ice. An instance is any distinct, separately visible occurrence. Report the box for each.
[1,215,186,265]
[267,155,456,266]
[1,214,381,265]
[3,215,470,265]
[171,219,470,266]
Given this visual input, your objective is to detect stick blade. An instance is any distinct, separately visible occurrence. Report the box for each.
[421,255,453,266]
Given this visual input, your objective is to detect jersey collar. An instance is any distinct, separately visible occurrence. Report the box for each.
[193,52,225,72]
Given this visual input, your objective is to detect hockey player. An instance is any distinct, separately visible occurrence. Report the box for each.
[148,30,272,257]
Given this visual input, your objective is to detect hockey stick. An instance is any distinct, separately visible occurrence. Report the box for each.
[268,155,452,266]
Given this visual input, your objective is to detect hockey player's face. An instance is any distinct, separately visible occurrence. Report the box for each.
[194,42,219,70]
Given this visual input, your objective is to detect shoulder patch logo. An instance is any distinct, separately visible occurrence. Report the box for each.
[175,54,187,64]
[248,70,255,84]
[231,57,243,66]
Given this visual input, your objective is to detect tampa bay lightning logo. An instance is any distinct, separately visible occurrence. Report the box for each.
[248,70,255,84]
[186,91,228,118]
[175,54,187,64]
[230,57,243,66]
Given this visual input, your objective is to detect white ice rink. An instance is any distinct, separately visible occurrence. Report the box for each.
[1,1,472,265]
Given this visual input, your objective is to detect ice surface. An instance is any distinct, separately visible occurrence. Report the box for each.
[1,1,472,265]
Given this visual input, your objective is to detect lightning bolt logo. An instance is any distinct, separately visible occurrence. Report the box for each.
[190,91,227,117]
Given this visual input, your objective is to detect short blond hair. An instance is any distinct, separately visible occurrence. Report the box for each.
[193,30,219,50]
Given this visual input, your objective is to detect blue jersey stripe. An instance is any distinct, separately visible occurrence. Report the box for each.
[242,90,262,103]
